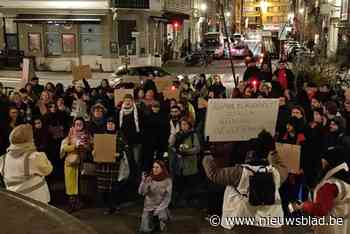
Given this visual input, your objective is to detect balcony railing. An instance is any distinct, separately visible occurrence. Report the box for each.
[114,0,150,9]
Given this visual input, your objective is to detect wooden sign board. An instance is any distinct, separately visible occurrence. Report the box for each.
[114,89,134,106]
[205,98,279,142]
[93,134,117,163]
[154,78,174,91]
[163,88,180,101]
[276,143,301,173]
[72,65,92,81]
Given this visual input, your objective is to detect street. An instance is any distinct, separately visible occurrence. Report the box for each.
[0,60,249,91]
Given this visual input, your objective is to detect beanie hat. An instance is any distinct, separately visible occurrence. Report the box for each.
[322,146,347,168]
[9,124,34,144]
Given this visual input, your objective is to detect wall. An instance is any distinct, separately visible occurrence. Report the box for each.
[18,23,44,57]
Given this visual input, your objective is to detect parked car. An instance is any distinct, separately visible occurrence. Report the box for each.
[230,44,251,59]
[110,66,176,87]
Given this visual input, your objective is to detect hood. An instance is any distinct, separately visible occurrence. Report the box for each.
[7,142,37,158]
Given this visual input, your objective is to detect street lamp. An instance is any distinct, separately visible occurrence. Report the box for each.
[260,0,268,29]
[225,11,231,17]
[298,8,305,44]
[200,3,207,12]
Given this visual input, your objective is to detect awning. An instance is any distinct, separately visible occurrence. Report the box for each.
[0,1,109,10]
[0,0,109,15]
[162,11,190,21]
[14,18,101,23]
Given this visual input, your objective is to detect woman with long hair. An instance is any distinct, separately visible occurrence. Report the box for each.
[60,117,92,213]
[139,160,172,233]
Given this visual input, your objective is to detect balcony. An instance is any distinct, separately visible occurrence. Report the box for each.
[162,0,191,14]
[114,0,150,9]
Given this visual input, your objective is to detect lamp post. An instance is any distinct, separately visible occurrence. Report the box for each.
[299,8,305,44]
[260,0,268,29]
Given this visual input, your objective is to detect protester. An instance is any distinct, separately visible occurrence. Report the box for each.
[139,160,172,233]
[60,117,92,213]
[94,117,129,215]
[203,130,288,233]
[0,124,53,203]
[170,117,200,207]
[292,146,350,234]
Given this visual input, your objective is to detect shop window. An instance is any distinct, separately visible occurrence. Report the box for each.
[62,34,76,53]
[28,33,41,53]
[46,32,61,56]
[118,20,137,56]
[80,24,103,55]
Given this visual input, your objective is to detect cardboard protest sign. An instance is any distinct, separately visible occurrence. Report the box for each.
[114,89,134,106]
[72,65,92,81]
[154,78,174,91]
[163,87,180,101]
[93,134,117,163]
[205,99,279,142]
[276,143,301,173]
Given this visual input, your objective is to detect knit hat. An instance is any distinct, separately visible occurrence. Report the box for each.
[322,146,347,168]
[9,124,34,144]
[91,102,107,113]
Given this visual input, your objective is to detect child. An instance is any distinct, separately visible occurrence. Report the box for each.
[139,160,172,233]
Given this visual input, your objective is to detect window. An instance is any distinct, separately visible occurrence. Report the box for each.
[46,24,62,56]
[255,7,260,12]
[28,33,41,53]
[62,34,75,53]
[267,7,273,12]
[118,20,137,56]
[80,24,102,55]
[114,0,149,8]
[267,16,273,22]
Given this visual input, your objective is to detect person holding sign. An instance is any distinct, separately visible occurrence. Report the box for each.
[203,130,288,233]
[94,117,129,215]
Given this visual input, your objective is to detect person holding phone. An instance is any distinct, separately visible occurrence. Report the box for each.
[138,160,172,233]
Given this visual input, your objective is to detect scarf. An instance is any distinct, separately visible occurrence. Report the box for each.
[119,103,140,133]
[151,160,170,181]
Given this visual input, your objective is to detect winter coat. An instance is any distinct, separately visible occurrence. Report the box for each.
[171,131,200,176]
[0,143,52,203]
[143,112,170,152]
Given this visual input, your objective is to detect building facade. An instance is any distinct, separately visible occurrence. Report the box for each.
[0,0,194,71]
[242,0,289,32]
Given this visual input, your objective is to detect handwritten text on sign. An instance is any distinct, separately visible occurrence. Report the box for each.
[205,99,279,142]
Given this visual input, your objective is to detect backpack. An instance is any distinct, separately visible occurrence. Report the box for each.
[242,166,276,206]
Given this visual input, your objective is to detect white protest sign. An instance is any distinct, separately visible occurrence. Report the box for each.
[205,98,279,142]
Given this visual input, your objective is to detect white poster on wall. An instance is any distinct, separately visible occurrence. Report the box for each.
[205,98,279,142]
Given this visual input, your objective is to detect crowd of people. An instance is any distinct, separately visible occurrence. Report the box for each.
[0,57,350,234]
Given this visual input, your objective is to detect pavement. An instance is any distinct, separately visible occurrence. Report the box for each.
[71,205,313,234]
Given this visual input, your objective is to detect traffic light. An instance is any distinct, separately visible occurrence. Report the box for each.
[173,21,180,31]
